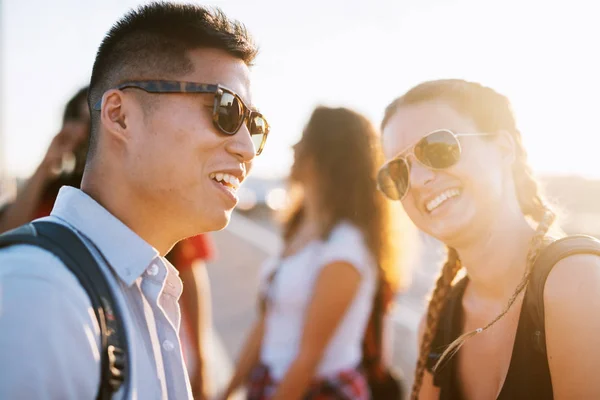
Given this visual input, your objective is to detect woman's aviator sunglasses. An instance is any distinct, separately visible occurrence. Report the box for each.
[377,129,493,201]
[93,80,270,155]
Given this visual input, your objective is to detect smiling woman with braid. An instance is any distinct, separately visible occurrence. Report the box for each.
[376,79,600,400]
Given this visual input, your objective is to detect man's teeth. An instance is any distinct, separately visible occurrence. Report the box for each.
[209,172,241,190]
[426,188,460,212]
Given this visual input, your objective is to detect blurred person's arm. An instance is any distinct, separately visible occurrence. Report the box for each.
[219,313,266,400]
[0,121,87,233]
[0,164,53,233]
[179,260,212,400]
[544,254,600,399]
[270,261,361,400]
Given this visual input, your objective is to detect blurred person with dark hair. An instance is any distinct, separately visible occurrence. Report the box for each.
[0,2,268,399]
[222,107,406,400]
[0,86,89,232]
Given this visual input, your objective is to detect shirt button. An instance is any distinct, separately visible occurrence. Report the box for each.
[162,340,175,352]
[146,263,159,277]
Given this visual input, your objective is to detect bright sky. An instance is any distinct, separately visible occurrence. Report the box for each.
[2,0,599,180]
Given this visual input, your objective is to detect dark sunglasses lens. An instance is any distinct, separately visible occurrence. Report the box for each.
[216,92,243,134]
[378,159,409,200]
[414,130,461,169]
[249,115,268,155]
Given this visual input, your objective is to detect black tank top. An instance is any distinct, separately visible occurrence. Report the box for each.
[426,278,554,400]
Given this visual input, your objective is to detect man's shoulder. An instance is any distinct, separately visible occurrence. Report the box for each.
[0,242,99,338]
[0,243,102,399]
[0,242,92,305]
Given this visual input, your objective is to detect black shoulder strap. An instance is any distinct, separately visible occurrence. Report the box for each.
[427,277,468,378]
[527,235,600,354]
[0,221,128,400]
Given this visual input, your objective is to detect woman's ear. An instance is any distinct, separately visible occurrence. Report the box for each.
[494,130,516,167]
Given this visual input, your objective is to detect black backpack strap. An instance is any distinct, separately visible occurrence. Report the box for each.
[0,221,128,400]
[427,277,468,384]
[527,235,600,354]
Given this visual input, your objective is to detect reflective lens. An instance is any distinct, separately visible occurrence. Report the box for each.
[377,158,409,200]
[216,92,244,134]
[213,91,269,155]
[249,114,268,155]
[414,129,461,168]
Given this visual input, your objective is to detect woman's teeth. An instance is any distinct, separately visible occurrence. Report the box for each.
[426,188,461,212]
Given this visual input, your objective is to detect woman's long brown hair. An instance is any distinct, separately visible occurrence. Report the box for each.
[381,80,555,399]
[282,106,403,298]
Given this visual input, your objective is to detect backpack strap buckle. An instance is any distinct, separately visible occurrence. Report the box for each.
[107,345,126,391]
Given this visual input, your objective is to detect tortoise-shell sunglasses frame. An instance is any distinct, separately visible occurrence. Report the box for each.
[93,80,269,155]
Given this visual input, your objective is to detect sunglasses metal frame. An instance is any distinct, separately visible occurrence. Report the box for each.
[93,80,269,155]
[377,129,493,201]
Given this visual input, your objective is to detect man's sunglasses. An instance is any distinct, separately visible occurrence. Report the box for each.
[377,129,493,201]
[93,80,270,155]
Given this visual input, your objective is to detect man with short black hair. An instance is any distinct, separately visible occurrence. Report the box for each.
[0,2,268,399]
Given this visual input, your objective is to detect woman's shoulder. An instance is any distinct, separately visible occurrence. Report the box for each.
[325,221,370,256]
[541,251,600,398]
[321,221,373,274]
[539,234,600,303]
[327,220,365,244]
[544,253,600,306]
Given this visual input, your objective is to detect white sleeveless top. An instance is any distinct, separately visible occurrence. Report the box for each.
[259,221,377,380]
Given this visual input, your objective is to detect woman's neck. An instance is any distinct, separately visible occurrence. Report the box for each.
[301,183,327,235]
[281,183,326,257]
[456,213,536,300]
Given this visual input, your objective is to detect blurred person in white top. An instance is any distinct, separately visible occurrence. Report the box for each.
[221,106,410,400]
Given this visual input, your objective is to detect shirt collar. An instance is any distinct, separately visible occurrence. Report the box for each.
[50,186,160,286]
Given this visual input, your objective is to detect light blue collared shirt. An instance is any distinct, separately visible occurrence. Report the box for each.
[0,187,192,400]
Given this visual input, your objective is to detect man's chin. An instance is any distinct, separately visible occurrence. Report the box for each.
[207,209,233,232]
[217,212,233,231]
[186,207,234,236]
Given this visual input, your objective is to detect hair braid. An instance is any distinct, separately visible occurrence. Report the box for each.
[411,247,462,400]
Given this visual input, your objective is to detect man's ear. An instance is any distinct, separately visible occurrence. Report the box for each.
[99,89,128,143]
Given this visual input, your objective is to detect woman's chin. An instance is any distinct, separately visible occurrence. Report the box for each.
[423,207,480,247]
